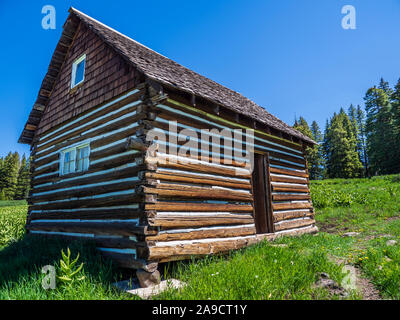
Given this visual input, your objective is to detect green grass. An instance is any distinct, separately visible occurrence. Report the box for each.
[0,173,400,300]
[0,203,27,247]
[0,200,27,207]
[352,238,400,299]
[156,234,358,300]
[311,174,400,212]
[311,175,400,299]
[0,235,135,300]
[0,201,134,300]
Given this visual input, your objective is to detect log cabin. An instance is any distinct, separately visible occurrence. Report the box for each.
[19,8,317,283]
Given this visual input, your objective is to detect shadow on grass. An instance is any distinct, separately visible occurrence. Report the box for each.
[0,234,128,288]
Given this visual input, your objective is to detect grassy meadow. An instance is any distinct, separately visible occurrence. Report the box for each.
[0,174,399,300]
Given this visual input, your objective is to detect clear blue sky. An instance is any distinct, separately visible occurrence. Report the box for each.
[1,0,400,157]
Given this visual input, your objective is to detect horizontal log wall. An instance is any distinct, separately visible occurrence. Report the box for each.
[268,155,316,233]
[143,98,316,262]
[27,86,316,266]
[27,86,153,265]
[144,152,255,238]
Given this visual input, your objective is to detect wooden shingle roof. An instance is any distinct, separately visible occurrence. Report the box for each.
[19,7,315,145]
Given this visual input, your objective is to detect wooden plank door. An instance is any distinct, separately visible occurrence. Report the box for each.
[252,153,274,234]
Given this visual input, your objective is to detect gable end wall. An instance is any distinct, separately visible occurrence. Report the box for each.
[36,21,143,138]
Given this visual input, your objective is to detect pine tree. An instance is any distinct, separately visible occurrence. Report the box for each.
[0,156,5,191]
[379,78,394,97]
[293,117,324,180]
[309,121,324,179]
[364,86,398,174]
[393,79,400,130]
[322,118,331,179]
[323,111,363,178]
[293,117,313,138]
[14,155,30,200]
[0,152,21,200]
[356,105,368,176]
[390,79,400,173]
[348,104,359,144]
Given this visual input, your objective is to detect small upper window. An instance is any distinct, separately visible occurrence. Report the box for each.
[60,143,90,175]
[71,54,86,88]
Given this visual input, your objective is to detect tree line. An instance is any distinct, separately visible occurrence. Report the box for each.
[294,78,400,180]
[0,152,30,200]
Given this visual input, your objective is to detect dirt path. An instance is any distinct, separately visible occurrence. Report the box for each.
[329,255,382,300]
[352,266,381,300]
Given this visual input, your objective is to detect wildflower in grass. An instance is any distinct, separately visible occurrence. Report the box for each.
[255,275,259,279]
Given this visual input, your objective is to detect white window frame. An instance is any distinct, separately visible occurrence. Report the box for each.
[75,144,90,173]
[60,142,90,176]
[70,54,86,89]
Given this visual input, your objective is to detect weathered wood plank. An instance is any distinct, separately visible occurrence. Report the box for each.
[148,237,254,260]
[149,214,255,228]
[33,164,144,193]
[272,202,312,211]
[31,180,141,201]
[27,221,154,236]
[145,172,251,190]
[272,194,311,201]
[30,193,142,211]
[90,141,128,161]
[273,210,313,222]
[143,186,253,202]
[270,176,308,184]
[145,202,253,212]
[147,157,251,178]
[270,159,305,170]
[151,225,318,262]
[29,208,143,221]
[269,167,308,178]
[272,185,310,193]
[274,218,315,232]
[147,225,256,242]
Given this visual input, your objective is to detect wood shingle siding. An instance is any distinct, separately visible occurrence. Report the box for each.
[36,22,142,137]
